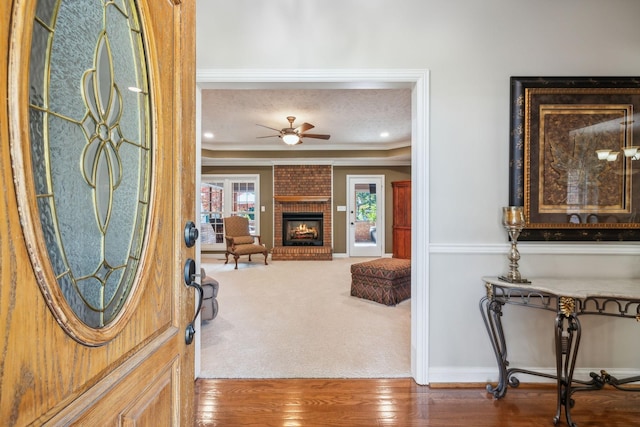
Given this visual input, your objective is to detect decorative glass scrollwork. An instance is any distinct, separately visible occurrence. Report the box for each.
[81,31,126,234]
[12,0,152,344]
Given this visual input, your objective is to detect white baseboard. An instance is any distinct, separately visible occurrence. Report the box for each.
[428,366,640,385]
[332,253,394,258]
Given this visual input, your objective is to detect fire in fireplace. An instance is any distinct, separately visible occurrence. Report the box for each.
[282,212,323,246]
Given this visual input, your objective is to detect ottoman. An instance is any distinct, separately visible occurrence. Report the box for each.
[350,258,411,306]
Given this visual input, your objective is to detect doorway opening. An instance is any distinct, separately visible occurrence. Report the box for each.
[347,175,384,257]
[195,69,430,384]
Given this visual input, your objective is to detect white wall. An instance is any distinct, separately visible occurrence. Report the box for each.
[196,0,640,382]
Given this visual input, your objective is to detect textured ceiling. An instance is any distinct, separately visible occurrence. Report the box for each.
[200,89,412,155]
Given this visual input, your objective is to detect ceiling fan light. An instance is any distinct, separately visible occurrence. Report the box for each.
[282,134,300,145]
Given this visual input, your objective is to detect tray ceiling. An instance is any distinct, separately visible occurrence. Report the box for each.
[200,88,412,165]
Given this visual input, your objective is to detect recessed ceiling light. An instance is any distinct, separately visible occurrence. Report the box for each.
[380,132,389,138]
[203,132,214,139]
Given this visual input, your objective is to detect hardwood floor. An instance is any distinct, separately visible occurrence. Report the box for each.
[195,378,640,426]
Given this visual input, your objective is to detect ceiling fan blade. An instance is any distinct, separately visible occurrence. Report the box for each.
[256,124,282,132]
[300,133,331,140]
[256,135,279,139]
[294,122,314,133]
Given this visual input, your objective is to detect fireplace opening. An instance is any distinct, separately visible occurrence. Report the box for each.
[282,212,323,246]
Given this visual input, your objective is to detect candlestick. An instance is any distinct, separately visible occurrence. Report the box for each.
[498,206,530,284]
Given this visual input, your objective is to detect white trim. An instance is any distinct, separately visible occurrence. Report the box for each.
[197,68,430,385]
[429,243,640,255]
[197,68,424,86]
[202,158,411,167]
[271,159,335,165]
[205,140,411,152]
[428,366,640,384]
[411,70,430,385]
[332,252,394,258]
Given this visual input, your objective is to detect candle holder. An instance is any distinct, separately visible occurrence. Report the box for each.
[498,206,530,284]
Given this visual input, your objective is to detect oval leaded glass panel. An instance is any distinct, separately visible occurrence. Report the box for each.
[22,0,151,341]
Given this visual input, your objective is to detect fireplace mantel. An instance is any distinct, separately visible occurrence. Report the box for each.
[274,196,330,203]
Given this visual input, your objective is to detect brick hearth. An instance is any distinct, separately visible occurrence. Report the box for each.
[272,165,332,261]
[271,246,333,261]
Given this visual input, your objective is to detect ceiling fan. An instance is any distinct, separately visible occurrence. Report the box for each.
[256,116,331,145]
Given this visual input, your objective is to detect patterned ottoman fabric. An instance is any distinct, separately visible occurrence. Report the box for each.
[350,258,411,306]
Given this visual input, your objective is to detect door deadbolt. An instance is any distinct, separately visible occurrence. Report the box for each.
[184,221,199,248]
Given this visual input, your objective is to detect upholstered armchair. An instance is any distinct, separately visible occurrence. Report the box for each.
[224,216,268,269]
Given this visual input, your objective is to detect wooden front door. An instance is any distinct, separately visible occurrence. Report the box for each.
[1,0,196,425]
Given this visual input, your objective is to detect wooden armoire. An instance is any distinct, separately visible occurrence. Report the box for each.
[392,180,411,259]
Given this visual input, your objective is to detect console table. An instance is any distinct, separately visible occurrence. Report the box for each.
[480,277,640,426]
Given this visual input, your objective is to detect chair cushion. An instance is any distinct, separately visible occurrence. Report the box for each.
[232,236,255,245]
[233,243,266,255]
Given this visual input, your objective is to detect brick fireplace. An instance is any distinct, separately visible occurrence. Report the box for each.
[271,165,333,261]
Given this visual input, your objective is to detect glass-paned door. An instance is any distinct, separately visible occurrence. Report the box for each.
[201,182,224,245]
[348,175,384,257]
[200,175,260,250]
[232,181,256,234]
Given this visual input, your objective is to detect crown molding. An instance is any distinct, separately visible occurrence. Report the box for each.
[196,68,428,88]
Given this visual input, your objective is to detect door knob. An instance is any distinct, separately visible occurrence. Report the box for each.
[183,258,203,345]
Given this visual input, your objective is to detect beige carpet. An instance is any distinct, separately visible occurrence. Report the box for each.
[199,256,411,378]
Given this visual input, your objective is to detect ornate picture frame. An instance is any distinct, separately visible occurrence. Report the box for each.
[509,76,640,241]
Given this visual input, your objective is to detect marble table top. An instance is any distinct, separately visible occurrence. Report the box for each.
[483,277,640,300]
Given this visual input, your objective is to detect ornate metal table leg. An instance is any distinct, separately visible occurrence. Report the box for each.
[553,298,581,427]
[587,369,640,391]
[480,293,510,398]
